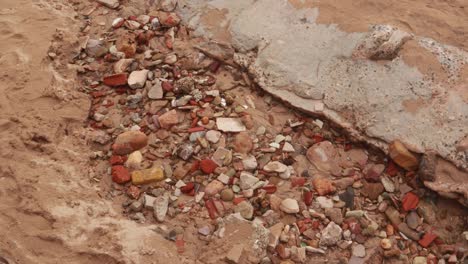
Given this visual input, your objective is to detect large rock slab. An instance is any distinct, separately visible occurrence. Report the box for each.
[177,0,468,205]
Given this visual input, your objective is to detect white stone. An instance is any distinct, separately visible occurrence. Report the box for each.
[242,155,258,170]
[217,173,230,184]
[316,196,334,209]
[263,161,287,173]
[352,244,366,257]
[175,180,186,188]
[280,198,299,214]
[153,193,169,222]
[216,118,246,132]
[282,142,295,152]
[128,70,148,89]
[148,80,163,99]
[144,194,156,209]
[239,172,259,190]
[205,130,222,143]
[381,176,395,193]
[125,151,143,169]
[96,0,119,8]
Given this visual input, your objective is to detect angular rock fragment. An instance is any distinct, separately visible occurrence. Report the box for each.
[216,118,246,132]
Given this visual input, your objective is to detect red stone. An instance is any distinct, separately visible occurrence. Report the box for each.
[209,61,221,73]
[232,197,246,205]
[205,199,218,219]
[161,81,173,92]
[419,232,437,248]
[103,73,128,87]
[291,177,306,187]
[262,185,277,194]
[402,192,419,211]
[312,134,324,143]
[110,155,126,165]
[91,91,106,98]
[276,244,288,259]
[111,165,131,184]
[386,160,399,176]
[347,219,362,234]
[187,127,205,133]
[190,161,200,173]
[303,191,313,206]
[200,159,217,174]
[180,182,195,194]
[127,185,141,199]
[311,220,320,229]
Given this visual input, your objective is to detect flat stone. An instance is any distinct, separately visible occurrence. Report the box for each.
[242,155,258,170]
[280,198,299,214]
[352,244,366,257]
[125,151,143,169]
[158,110,179,128]
[413,257,427,264]
[381,176,395,192]
[96,0,119,9]
[144,194,157,209]
[406,211,421,229]
[263,161,287,173]
[282,142,295,152]
[205,130,222,143]
[325,208,343,224]
[128,70,149,89]
[226,244,244,264]
[361,181,384,200]
[198,226,211,236]
[234,132,253,154]
[216,118,246,132]
[306,141,338,173]
[205,180,224,196]
[312,178,336,196]
[239,172,259,190]
[316,196,333,209]
[320,221,343,246]
[234,201,254,220]
[397,223,421,241]
[212,147,232,166]
[131,167,165,185]
[153,193,169,222]
[178,144,193,160]
[148,80,163,99]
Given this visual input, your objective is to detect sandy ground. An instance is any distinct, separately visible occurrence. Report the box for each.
[0,0,467,264]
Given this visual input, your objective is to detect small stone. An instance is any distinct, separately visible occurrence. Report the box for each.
[242,155,258,170]
[158,110,179,128]
[226,244,244,264]
[316,196,333,209]
[205,130,222,143]
[239,172,259,190]
[234,201,254,220]
[256,126,266,135]
[380,238,392,249]
[220,189,234,201]
[216,118,246,132]
[212,147,232,166]
[381,176,395,192]
[364,163,385,182]
[385,207,402,226]
[153,193,169,222]
[131,167,165,185]
[282,142,295,152]
[312,178,336,196]
[233,132,253,154]
[306,141,338,173]
[263,161,287,173]
[148,80,163,99]
[128,70,149,89]
[389,140,419,171]
[113,131,148,155]
[320,222,343,246]
[198,226,211,236]
[402,192,419,211]
[418,232,437,248]
[200,159,218,174]
[397,223,421,241]
[86,39,107,57]
[112,165,131,184]
[406,211,421,229]
[144,194,157,209]
[113,58,133,73]
[159,0,177,11]
[361,181,384,200]
[217,174,230,184]
[178,144,193,160]
[339,187,355,208]
[164,53,177,64]
[413,257,427,264]
[204,180,224,196]
[345,210,365,218]
[352,244,366,257]
[96,0,119,8]
[130,200,143,212]
[125,151,143,169]
[325,208,343,224]
[280,198,299,214]
[103,73,128,86]
[241,114,254,129]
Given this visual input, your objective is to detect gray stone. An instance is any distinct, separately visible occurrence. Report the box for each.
[397,223,421,241]
[178,144,194,160]
[406,211,421,229]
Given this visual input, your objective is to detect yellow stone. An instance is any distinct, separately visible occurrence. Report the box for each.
[131,167,164,185]
[389,140,419,171]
